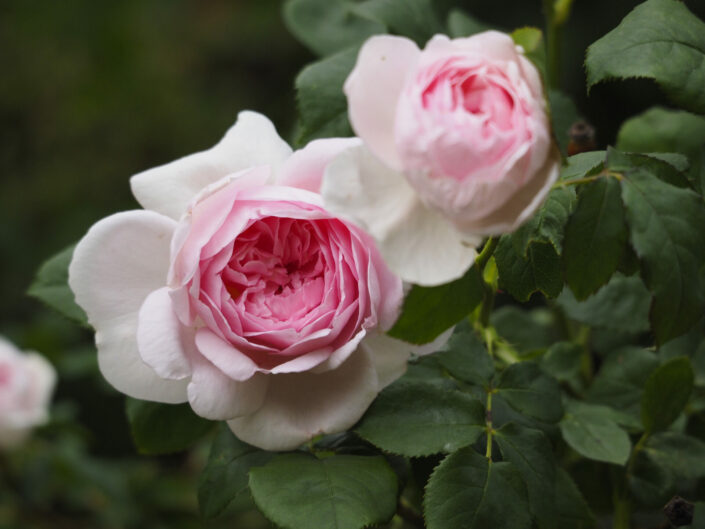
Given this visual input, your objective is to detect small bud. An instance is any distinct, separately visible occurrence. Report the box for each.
[566,120,596,156]
[663,496,694,527]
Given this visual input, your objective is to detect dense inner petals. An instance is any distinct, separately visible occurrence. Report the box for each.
[186,209,377,370]
[225,217,341,327]
[397,58,533,183]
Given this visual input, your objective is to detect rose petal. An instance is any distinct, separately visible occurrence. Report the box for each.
[188,353,268,420]
[276,137,361,193]
[69,210,188,403]
[131,111,292,220]
[455,144,561,235]
[194,328,259,381]
[227,347,378,451]
[345,35,420,170]
[137,287,193,380]
[322,145,479,286]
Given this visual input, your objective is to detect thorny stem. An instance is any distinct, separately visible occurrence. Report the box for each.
[485,390,495,460]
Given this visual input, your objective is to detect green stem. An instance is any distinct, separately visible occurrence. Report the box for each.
[612,432,649,529]
[485,390,494,460]
[612,495,632,529]
[475,237,499,271]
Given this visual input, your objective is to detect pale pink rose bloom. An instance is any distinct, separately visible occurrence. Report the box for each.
[69,112,443,451]
[0,337,56,448]
[322,31,560,286]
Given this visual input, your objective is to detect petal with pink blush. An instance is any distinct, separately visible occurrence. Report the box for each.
[322,145,479,286]
[69,211,188,403]
[195,328,260,381]
[453,145,561,235]
[345,35,420,170]
[188,354,268,420]
[227,346,378,451]
[276,137,362,193]
[130,111,292,220]
[137,287,193,380]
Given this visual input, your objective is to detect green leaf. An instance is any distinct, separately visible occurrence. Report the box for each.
[511,27,546,79]
[585,0,705,114]
[125,398,213,455]
[554,468,597,529]
[249,453,397,529]
[295,48,356,146]
[388,265,484,344]
[541,341,584,393]
[641,357,694,433]
[283,0,385,56]
[495,423,556,529]
[491,306,559,354]
[558,273,650,334]
[495,238,563,302]
[563,176,627,299]
[424,448,531,529]
[548,90,581,156]
[693,502,705,529]
[434,321,494,385]
[644,431,705,480]
[198,424,273,519]
[618,162,705,344]
[512,187,576,257]
[353,0,443,46]
[587,347,659,418]
[560,151,606,182]
[628,450,674,507]
[355,380,485,457]
[617,107,705,193]
[559,400,631,465]
[446,9,493,37]
[496,362,563,423]
[28,244,88,326]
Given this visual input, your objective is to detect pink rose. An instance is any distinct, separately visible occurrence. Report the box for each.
[0,337,56,448]
[322,31,560,286]
[69,112,438,451]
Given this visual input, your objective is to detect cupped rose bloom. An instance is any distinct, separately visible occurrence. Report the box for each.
[69,112,441,451]
[0,336,56,448]
[322,30,560,286]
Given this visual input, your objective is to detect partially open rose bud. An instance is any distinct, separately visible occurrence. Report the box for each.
[322,31,560,286]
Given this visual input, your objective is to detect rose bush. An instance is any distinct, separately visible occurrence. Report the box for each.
[0,336,55,448]
[322,30,560,286]
[69,111,440,451]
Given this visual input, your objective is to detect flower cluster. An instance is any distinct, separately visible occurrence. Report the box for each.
[69,31,557,449]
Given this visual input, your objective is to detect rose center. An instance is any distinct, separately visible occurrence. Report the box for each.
[223,217,327,323]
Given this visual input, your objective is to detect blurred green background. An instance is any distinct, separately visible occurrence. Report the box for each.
[1,0,703,527]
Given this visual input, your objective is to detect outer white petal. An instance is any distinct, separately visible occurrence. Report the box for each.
[322,145,479,286]
[137,287,193,380]
[275,137,361,193]
[131,111,293,220]
[187,354,269,421]
[361,327,453,389]
[227,347,378,451]
[345,35,420,170]
[69,210,188,403]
